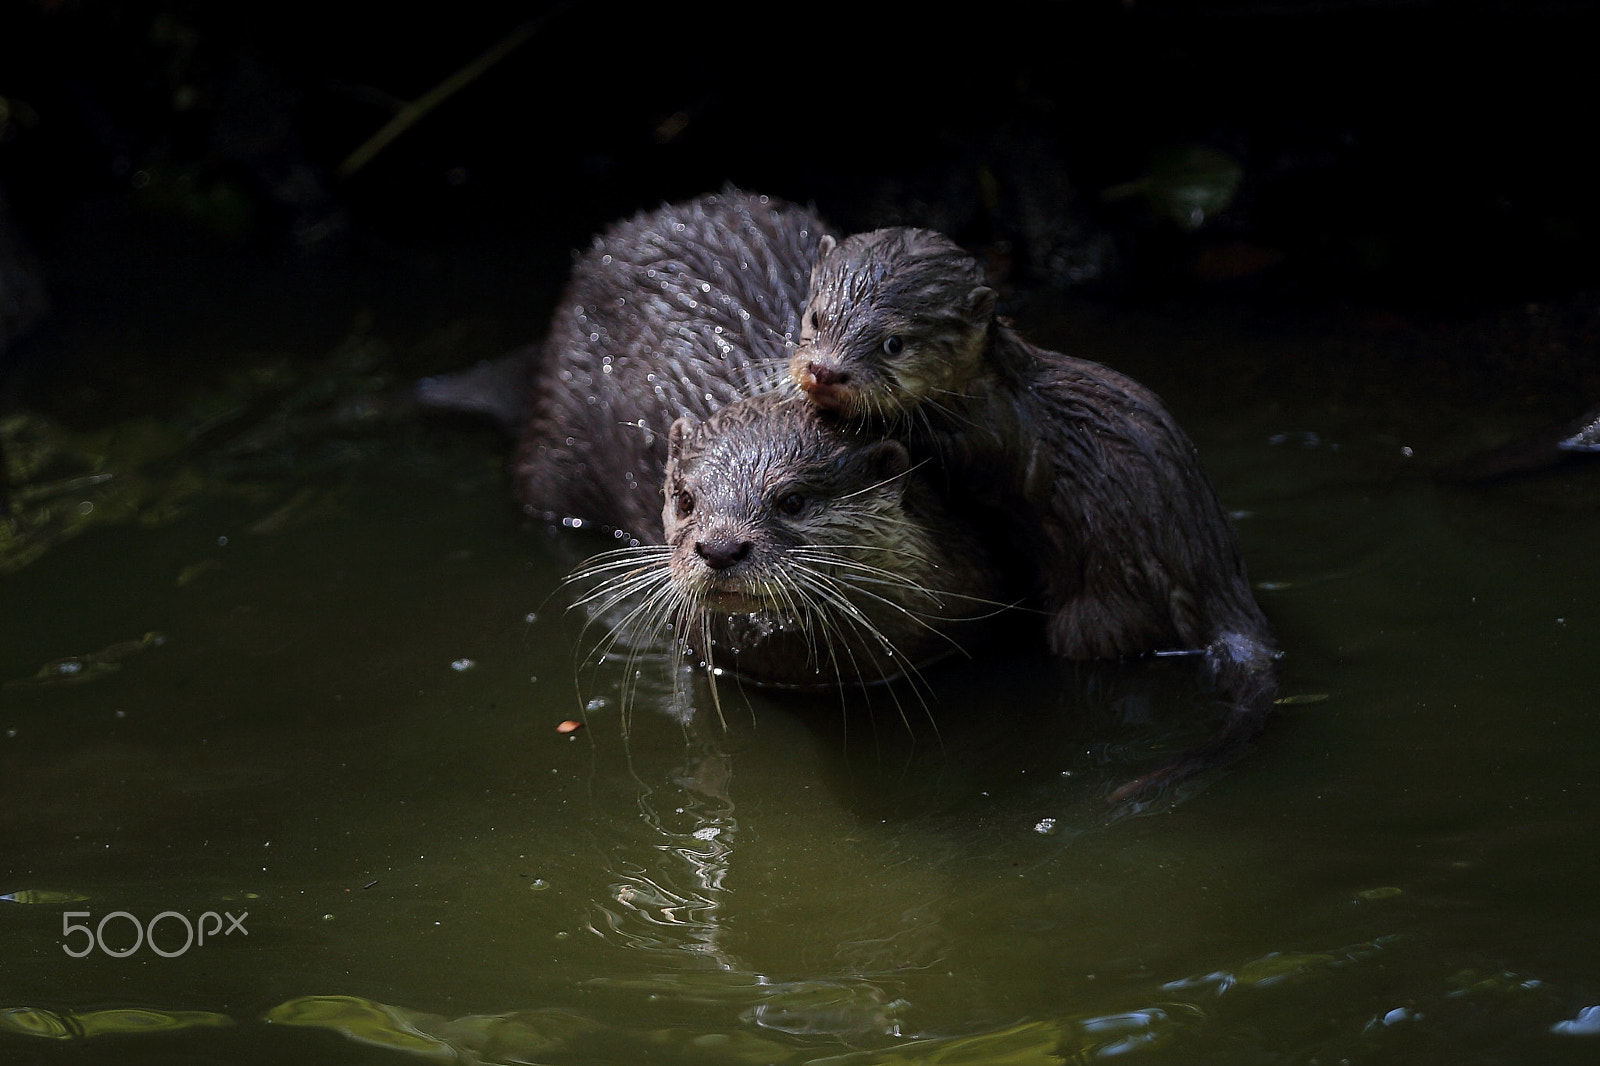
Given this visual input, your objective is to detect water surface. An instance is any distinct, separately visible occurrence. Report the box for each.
[4,256,1599,1064]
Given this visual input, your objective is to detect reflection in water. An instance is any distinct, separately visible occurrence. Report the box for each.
[0,1006,233,1040]
[265,996,597,1060]
[578,693,913,1044]
[584,711,740,966]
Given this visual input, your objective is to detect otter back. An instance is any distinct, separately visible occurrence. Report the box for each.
[514,190,831,541]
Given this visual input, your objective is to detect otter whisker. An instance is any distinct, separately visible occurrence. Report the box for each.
[695,606,729,730]
[567,564,680,627]
[789,573,892,701]
[788,540,940,570]
[788,561,949,621]
[567,564,673,614]
[787,549,1024,618]
[779,568,899,707]
[784,563,924,662]
[787,560,972,661]
[563,573,681,735]
[788,549,1021,611]
[575,577,677,687]
[564,544,673,584]
[796,566,940,735]
[786,549,947,599]
[589,574,679,660]
[787,534,947,576]
[766,570,826,668]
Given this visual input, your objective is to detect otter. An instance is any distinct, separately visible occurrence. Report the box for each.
[790,227,1281,776]
[570,392,1009,689]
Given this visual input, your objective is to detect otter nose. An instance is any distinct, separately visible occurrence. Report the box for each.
[806,361,850,387]
[695,535,754,571]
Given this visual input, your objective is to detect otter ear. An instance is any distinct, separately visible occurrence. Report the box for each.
[964,285,997,325]
[667,416,693,468]
[863,439,912,492]
[815,234,837,262]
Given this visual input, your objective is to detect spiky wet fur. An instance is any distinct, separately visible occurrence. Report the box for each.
[515,190,831,540]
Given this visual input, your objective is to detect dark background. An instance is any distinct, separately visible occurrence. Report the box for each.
[3,0,1598,419]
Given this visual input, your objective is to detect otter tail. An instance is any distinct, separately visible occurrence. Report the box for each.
[1106,631,1281,808]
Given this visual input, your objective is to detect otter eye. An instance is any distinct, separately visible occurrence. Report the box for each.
[882,335,904,356]
[775,491,806,516]
[674,490,695,517]
[809,310,821,330]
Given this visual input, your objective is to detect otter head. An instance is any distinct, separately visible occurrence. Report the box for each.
[791,228,997,421]
[663,396,916,615]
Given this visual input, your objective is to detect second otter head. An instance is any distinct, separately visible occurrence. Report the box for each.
[790,228,997,421]
[663,395,918,615]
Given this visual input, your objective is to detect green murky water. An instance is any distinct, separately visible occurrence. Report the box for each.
[4,260,1600,1065]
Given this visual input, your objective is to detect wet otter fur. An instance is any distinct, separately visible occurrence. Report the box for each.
[513,192,1007,689]
[514,189,832,539]
[792,227,1281,782]
[572,392,1009,690]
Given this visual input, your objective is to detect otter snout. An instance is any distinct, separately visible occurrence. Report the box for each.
[694,534,754,571]
[792,358,858,414]
[804,361,849,388]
